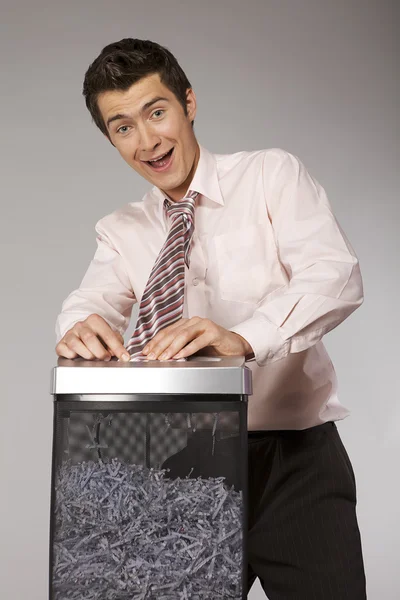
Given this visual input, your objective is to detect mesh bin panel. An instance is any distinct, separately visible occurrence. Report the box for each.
[50,398,247,600]
[59,411,187,468]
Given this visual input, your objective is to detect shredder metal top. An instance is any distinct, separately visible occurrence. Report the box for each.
[51,356,252,396]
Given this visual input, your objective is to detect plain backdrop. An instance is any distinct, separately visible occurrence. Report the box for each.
[1,0,398,598]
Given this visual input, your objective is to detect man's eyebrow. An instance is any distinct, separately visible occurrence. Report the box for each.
[106,96,169,129]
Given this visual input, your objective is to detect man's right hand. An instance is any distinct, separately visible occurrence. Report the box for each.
[55,314,131,362]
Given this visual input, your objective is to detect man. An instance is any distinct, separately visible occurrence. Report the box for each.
[55,38,367,598]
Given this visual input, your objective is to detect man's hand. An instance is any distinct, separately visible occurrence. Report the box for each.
[55,314,130,362]
[142,317,254,361]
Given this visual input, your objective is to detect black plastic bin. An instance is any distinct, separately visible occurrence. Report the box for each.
[49,356,252,600]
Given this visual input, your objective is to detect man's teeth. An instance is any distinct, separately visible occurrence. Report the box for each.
[149,150,170,162]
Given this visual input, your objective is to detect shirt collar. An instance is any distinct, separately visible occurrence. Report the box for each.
[150,144,224,216]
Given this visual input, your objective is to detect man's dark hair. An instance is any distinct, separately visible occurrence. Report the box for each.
[83,38,193,139]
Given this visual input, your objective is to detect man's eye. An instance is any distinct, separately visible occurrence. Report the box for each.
[152,110,164,118]
[117,126,130,134]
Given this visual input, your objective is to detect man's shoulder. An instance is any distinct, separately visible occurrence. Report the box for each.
[213,146,293,176]
[214,146,289,161]
[94,189,156,234]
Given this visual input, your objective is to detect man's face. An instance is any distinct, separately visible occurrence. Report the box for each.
[97,73,199,202]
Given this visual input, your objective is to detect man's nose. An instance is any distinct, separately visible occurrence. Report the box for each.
[138,124,161,153]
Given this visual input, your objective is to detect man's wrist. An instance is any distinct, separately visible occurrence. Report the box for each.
[233,332,255,360]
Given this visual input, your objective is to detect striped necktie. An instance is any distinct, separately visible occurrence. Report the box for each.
[126,190,199,361]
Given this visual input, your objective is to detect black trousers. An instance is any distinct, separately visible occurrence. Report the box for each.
[246,421,367,599]
[162,420,367,599]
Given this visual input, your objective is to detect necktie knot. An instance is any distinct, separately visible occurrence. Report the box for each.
[164,190,198,225]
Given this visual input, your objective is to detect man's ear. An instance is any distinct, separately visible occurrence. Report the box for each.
[186,88,197,123]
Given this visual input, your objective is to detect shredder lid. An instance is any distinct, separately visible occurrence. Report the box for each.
[51,356,252,396]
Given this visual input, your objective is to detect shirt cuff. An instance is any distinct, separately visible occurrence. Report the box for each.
[229,314,291,366]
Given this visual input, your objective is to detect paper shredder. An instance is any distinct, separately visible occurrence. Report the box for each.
[49,356,252,599]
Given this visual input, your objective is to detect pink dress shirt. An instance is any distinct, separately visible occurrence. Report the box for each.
[55,145,364,430]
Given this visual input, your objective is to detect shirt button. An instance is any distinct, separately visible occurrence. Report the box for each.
[192,278,200,286]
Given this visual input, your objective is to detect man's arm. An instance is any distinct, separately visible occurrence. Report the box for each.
[229,150,364,366]
[55,220,136,360]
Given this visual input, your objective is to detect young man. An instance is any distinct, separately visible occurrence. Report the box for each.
[55,39,367,598]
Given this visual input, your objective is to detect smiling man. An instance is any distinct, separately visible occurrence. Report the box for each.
[101,81,200,203]
[55,38,367,598]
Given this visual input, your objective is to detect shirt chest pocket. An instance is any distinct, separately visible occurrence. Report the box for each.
[214,224,269,304]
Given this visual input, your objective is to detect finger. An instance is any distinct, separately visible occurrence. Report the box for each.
[100,332,129,361]
[171,333,211,359]
[84,316,130,361]
[105,330,129,360]
[104,334,130,361]
[63,331,97,360]
[159,324,212,360]
[56,341,78,359]
[142,318,190,356]
[148,324,198,359]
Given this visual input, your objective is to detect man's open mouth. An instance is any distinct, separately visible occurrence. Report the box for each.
[145,148,174,171]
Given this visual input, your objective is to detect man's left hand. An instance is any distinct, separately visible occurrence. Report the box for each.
[142,317,254,361]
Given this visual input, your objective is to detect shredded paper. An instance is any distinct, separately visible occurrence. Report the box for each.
[53,458,243,599]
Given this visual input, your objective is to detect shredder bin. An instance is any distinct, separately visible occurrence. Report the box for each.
[49,356,252,600]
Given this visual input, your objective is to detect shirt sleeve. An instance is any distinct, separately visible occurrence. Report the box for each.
[55,219,136,344]
[229,150,364,366]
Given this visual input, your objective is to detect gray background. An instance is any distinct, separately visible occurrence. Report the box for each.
[1,0,398,598]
